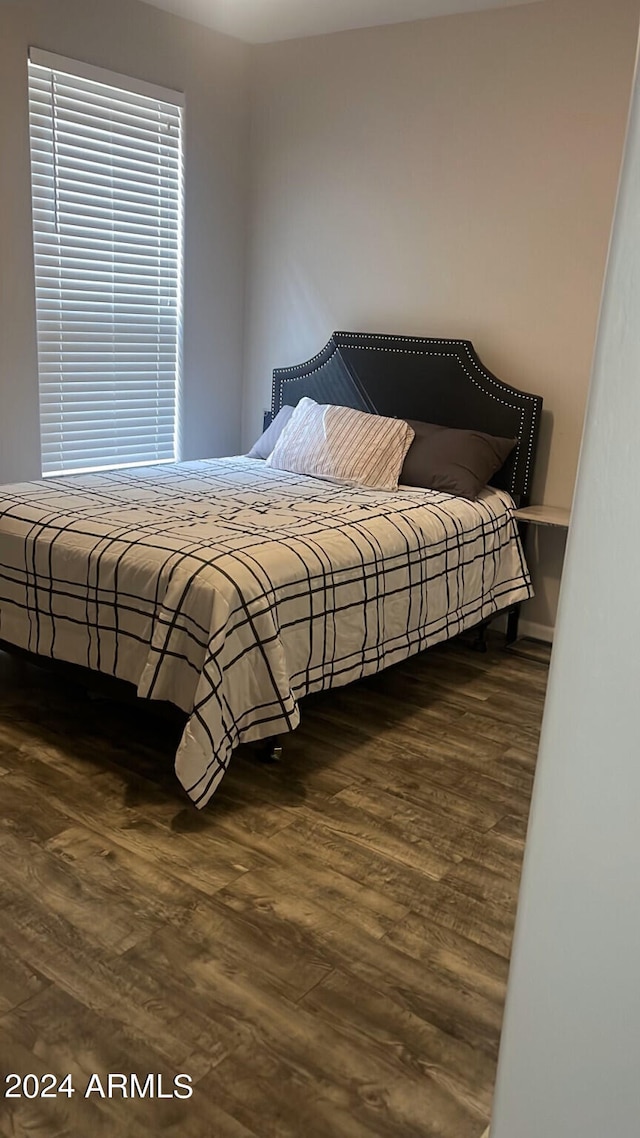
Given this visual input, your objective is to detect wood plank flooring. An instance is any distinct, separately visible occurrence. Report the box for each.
[0,633,549,1138]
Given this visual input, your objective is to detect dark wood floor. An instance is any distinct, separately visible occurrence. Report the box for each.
[0,633,549,1138]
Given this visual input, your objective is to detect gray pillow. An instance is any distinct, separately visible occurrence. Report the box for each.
[247,405,295,460]
[400,420,516,499]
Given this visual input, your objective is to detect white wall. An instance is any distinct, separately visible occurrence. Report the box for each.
[0,0,250,484]
[491,34,640,1138]
[243,0,639,637]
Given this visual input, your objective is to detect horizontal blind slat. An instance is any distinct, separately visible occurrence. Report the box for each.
[41,437,175,453]
[41,459,177,477]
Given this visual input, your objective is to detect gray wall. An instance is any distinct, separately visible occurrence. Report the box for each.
[242,0,639,639]
[491,37,640,1138]
[0,0,250,483]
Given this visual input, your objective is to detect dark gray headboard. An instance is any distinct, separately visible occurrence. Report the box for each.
[270,331,542,502]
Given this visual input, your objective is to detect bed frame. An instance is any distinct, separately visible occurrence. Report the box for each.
[267,331,542,505]
[0,331,544,773]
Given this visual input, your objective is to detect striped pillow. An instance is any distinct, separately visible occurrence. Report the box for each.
[266,398,415,491]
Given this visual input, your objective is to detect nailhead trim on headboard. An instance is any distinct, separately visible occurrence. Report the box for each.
[271,332,542,501]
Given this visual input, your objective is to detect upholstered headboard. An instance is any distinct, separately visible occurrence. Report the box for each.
[269,331,542,502]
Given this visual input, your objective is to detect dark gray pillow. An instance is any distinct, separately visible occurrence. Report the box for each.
[400,420,516,499]
[247,405,295,460]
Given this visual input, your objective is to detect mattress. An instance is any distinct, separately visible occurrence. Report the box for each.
[0,457,532,806]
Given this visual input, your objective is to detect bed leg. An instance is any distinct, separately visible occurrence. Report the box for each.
[470,620,489,653]
[506,603,520,645]
[261,736,284,762]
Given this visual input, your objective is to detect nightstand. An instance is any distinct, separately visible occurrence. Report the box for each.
[506,504,571,643]
[513,504,571,529]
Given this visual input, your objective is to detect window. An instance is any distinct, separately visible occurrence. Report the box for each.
[28,49,184,476]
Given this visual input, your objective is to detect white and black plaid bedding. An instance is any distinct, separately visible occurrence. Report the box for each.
[0,457,531,807]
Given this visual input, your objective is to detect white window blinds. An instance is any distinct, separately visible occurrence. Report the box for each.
[28,49,184,476]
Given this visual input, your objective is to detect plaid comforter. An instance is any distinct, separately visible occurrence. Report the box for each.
[0,458,531,806]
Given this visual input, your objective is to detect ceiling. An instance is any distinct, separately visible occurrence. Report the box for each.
[138,0,541,45]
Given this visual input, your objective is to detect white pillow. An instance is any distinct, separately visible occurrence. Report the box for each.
[266,397,414,492]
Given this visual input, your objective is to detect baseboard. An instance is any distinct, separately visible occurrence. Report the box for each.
[518,618,554,643]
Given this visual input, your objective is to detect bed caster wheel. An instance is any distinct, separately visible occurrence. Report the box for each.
[260,737,283,762]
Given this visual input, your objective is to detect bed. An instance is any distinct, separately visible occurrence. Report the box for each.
[0,331,542,807]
